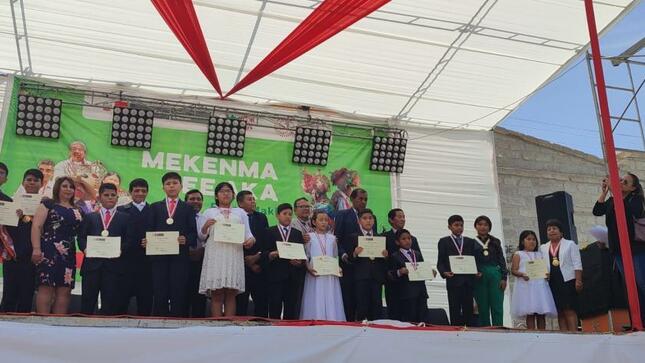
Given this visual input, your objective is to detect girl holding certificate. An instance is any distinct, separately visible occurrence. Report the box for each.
[539,219,583,332]
[300,210,345,321]
[31,177,83,314]
[510,230,556,330]
[198,182,255,317]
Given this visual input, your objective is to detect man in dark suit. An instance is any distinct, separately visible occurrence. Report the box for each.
[117,178,153,316]
[260,203,306,319]
[382,208,421,320]
[185,189,206,318]
[0,162,9,202]
[388,228,431,323]
[334,188,377,321]
[144,172,197,317]
[345,209,387,321]
[1,168,42,313]
[436,215,481,326]
[78,183,130,315]
[236,190,269,317]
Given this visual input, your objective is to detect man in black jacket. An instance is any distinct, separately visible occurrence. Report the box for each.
[236,190,269,317]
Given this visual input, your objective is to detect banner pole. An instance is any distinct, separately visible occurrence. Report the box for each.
[583,0,642,330]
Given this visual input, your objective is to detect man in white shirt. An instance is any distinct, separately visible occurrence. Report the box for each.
[53,141,93,180]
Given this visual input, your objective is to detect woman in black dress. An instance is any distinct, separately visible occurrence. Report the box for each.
[31,177,83,314]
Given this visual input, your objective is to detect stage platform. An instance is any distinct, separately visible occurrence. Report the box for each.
[1,315,644,363]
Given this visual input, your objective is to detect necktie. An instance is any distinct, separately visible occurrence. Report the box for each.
[168,199,177,215]
[283,227,289,236]
[104,210,112,226]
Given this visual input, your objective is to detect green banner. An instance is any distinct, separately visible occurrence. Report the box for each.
[1,79,392,226]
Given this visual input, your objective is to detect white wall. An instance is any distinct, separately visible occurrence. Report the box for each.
[394,127,509,324]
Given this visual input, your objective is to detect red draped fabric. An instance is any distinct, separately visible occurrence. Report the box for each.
[225,0,390,98]
[151,0,223,97]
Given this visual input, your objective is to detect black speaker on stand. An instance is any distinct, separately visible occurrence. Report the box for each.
[535,191,578,244]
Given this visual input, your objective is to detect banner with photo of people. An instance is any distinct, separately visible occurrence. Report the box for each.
[0,79,393,227]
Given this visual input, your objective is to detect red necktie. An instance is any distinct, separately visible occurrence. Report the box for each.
[168,199,177,215]
[105,210,112,225]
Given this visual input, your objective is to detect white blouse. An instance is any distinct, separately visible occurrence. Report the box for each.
[197,207,254,242]
[539,238,582,282]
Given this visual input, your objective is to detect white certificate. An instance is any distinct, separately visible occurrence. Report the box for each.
[312,256,341,276]
[86,236,121,258]
[0,201,18,227]
[525,259,548,280]
[406,262,435,281]
[211,221,245,244]
[276,242,307,260]
[146,231,179,255]
[449,255,478,274]
[14,193,41,216]
[358,236,386,258]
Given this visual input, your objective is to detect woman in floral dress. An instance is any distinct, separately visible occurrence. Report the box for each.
[31,176,83,314]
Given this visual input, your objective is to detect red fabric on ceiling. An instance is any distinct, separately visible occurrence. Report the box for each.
[152,0,223,97]
[224,0,390,98]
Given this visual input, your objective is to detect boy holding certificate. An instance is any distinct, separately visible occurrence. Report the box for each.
[144,172,197,317]
[260,203,305,319]
[345,209,388,321]
[1,168,42,313]
[436,215,481,326]
[78,183,130,315]
[388,229,431,323]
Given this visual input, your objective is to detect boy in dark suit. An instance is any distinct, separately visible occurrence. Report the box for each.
[1,168,42,313]
[261,203,306,319]
[388,229,433,323]
[334,188,376,321]
[78,183,130,315]
[382,208,421,320]
[344,209,387,321]
[144,172,197,317]
[117,178,153,315]
[236,190,269,317]
[436,215,481,326]
[185,189,206,318]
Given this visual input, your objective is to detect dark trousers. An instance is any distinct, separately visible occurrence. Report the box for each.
[1,259,35,313]
[400,295,428,323]
[151,255,189,317]
[81,267,122,315]
[186,258,206,318]
[122,257,153,316]
[447,286,474,326]
[354,279,383,321]
[267,273,304,320]
[340,265,355,321]
[384,282,400,320]
[236,270,268,318]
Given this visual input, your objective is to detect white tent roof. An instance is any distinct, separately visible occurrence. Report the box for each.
[0,0,638,130]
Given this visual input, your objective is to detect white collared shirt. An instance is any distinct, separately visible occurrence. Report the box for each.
[133,201,146,211]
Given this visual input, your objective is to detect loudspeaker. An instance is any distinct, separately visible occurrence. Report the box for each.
[535,191,578,244]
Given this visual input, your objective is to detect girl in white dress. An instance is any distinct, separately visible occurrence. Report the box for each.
[300,210,346,321]
[198,182,255,317]
[510,230,557,330]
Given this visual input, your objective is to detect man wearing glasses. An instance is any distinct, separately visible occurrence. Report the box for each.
[291,197,313,242]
